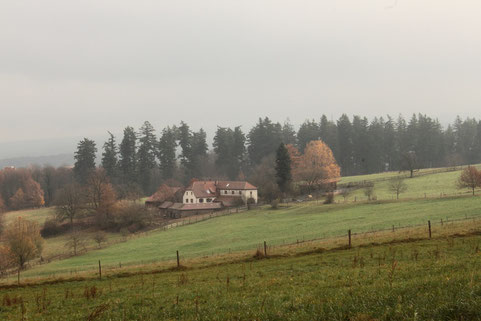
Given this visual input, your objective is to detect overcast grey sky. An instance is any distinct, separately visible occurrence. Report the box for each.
[1,0,481,154]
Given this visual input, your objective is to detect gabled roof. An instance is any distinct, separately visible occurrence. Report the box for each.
[216,181,257,190]
[185,181,217,198]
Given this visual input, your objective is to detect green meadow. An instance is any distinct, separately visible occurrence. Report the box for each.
[2,233,481,320]
[19,195,481,278]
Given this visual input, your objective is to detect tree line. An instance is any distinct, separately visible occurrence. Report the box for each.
[1,113,481,212]
[74,114,481,195]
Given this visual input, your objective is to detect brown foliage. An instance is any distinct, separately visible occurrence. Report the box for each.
[4,217,44,269]
[458,166,481,195]
[55,184,86,225]
[150,184,177,203]
[0,195,5,213]
[8,179,45,210]
[292,140,340,186]
[86,169,116,214]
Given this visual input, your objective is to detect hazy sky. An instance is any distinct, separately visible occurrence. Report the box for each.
[1,0,481,154]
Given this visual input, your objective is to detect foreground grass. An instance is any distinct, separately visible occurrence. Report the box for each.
[2,233,481,320]
[18,196,481,278]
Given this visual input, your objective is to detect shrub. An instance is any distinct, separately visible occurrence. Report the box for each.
[271,199,280,209]
[41,219,70,237]
[324,192,334,204]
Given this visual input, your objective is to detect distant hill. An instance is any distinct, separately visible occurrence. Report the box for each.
[0,153,74,168]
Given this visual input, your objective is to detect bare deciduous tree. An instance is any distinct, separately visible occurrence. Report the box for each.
[65,229,87,256]
[55,183,85,226]
[93,231,107,249]
[389,177,408,200]
[364,184,375,201]
[401,151,418,178]
[458,166,481,195]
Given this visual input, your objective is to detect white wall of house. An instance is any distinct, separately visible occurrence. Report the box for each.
[183,191,197,204]
[219,189,258,203]
[184,189,258,205]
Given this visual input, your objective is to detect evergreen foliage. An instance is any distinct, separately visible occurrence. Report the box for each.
[101,132,118,181]
[73,138,97,184]
[275,143,292,194]
[119,126,137,184]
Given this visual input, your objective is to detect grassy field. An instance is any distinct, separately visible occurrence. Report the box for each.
[339,165,481,201]
[16,195,481,278]
[2,233,481,320]
[2,164,479,279]
[2,207,123,260]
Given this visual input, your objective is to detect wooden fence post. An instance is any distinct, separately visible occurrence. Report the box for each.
[348,230,352,248]
[428,221,432,239]
[176,250,180,268]
[99,260,102,279]
[264,241,267,257]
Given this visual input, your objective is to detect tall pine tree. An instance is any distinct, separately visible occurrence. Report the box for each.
[101,132,118,182]
[275,143,292,194]
[119,126,137,184]
[137,121,157,194]
[158,126,178,180]
[73,138,97,184]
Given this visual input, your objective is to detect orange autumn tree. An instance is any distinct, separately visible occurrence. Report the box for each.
[292,140,340,188]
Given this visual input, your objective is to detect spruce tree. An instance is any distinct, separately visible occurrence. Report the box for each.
[73,138,97,184]
[275,143,292,194]
[158,126,178,180]
[247,117,283,166]
[119,126,137,184]
[101,132,118,181]
[137,121,157,194]
[297,119,320,152]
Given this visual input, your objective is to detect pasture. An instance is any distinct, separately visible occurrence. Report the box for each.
[17,195,481,278]
[2,232,481,320]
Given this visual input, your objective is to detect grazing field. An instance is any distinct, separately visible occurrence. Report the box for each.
[17,195,481,278]
[2,207,122,260]
[339,165,481,201]
[2,233,481,320]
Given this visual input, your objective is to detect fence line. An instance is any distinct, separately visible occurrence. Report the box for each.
[13,211,481,282]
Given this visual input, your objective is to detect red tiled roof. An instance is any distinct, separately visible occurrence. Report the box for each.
[216,181,257,190]
[186,181,217,198]
[159,201,174,209]
[146,186,182,203]
[186,181,257,198]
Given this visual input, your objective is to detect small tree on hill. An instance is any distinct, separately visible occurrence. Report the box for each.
[55,184,85,226]
[389,177,408,200]
[65,229,87,256]
[4,217,44,281]
[401,151,418,178]
[364,184,375,201]
[93,231,107,248]
[458,166,481,195]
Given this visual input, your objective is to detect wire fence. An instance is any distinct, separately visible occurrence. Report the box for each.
[11,210,481,283]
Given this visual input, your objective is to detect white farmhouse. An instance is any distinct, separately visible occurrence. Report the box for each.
[183,180,258,206]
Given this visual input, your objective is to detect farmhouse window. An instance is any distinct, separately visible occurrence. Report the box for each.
[224,191,227,194]
[239,191,242,195]
[199,199,204,203]
[232,191,235,195]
